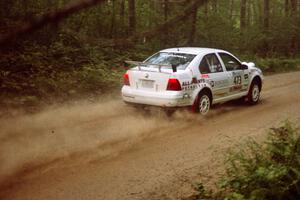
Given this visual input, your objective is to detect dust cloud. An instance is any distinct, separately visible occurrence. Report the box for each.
[0,99,199,186]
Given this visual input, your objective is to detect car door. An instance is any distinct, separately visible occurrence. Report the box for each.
[198,53,230,99]
[218,52,250,95]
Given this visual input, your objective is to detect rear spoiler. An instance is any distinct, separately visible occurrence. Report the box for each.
[124,60,178,72]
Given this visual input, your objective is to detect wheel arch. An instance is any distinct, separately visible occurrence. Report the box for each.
[192,87,213,105]
[200,87,213,103]
[191,87,213,113]
[250,76,262,91]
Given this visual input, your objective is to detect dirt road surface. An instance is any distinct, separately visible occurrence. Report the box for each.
[1,71,300,200]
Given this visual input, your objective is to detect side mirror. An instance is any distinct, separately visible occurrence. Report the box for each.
[241,64,248,70]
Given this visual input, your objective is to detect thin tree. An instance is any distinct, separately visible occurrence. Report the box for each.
[262,0,270,54]
[163,0,169,46]
[110,0,116,38]
[164,0,169,22]
[128,0,136,34]
[290,0,297,15]
[240,0,247,31]
[263,0,270,30]
[247,0,252,26]
[119,0,125,36]
[285,0,290,16]
[230,0,235,21]
[187,6,198,45]
[112,0,209,48]
[212,0,218,13]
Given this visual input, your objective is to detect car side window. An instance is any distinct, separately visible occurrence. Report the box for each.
[199,54,223,74]
[219,53,242,71]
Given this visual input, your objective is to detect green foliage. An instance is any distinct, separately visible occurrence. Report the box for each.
[192,122,300,200]
[238,57,300,74]
[192,182,212,199]
[255,58,300,74]
[0,29,155,109]
[214,121,300,200]
[1,0,300,55]
[0,0,300,110]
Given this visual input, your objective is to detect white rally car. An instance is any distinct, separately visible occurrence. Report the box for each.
[122,47,263,115]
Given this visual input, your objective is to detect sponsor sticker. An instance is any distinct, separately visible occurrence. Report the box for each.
[201,74,210,78]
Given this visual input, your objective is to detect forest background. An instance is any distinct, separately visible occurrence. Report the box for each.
[0,0,299,111]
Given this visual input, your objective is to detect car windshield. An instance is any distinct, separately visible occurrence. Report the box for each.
[144,52,196,70]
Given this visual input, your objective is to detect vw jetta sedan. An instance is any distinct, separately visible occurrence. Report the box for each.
[122,47,263,115]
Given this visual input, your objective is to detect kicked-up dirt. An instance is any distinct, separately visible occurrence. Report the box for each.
[0,71,300,200]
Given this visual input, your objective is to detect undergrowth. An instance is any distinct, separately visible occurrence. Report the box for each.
[193,121,300,200]
[0,32,151,110]
[0,31,299,111]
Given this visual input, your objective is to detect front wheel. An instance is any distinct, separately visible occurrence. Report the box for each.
[194,92,211,115]
[248,82,260,104]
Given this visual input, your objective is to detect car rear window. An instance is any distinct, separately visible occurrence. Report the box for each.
[144,52,196,70]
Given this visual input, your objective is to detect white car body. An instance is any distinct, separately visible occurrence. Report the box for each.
[122,47,263,113]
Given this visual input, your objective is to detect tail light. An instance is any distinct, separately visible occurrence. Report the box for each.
[123,73,130,86]
[167,78,182,91]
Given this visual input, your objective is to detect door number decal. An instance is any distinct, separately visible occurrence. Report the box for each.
[234,76,242,85]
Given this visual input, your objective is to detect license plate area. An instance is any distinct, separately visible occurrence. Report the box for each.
[141,79,154,88]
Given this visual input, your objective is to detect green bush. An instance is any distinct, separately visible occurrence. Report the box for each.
[239,56,300,74]
[256,58,300,74]
[220,122,300,200]
[0,32,133,109]
[193,122,300,200]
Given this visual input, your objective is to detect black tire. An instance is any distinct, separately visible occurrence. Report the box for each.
[193,91,211,115]
[247,81,260,105]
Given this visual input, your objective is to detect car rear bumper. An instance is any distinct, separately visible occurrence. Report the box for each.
[121,86,191,107]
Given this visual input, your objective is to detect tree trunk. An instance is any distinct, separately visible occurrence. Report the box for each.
[127,0,209,43]
[128,0,136,35]
[290,0,297,15]
[212,0,218,13]
[290,0,298,54]
[120,0,125,34]
[164,0,168,22]
[285,0,289,16]
[257,0,263,26]
[240,0,247,31]
[187,6,198,45]
[163,0,169,46]
[298,0,300,23]
[204,1,208,19]
[247,0,252,26]
[263,0,270,30]
[251,0,258,25]
[0,1,12,19]
[230,0,234,21]
[262,0,270,54]
[110,0,116,38]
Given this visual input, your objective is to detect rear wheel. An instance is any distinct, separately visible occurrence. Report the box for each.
[194,92,211,115]
[248,81,260,104]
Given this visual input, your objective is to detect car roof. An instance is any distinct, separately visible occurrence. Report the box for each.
[160,47,227,55]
